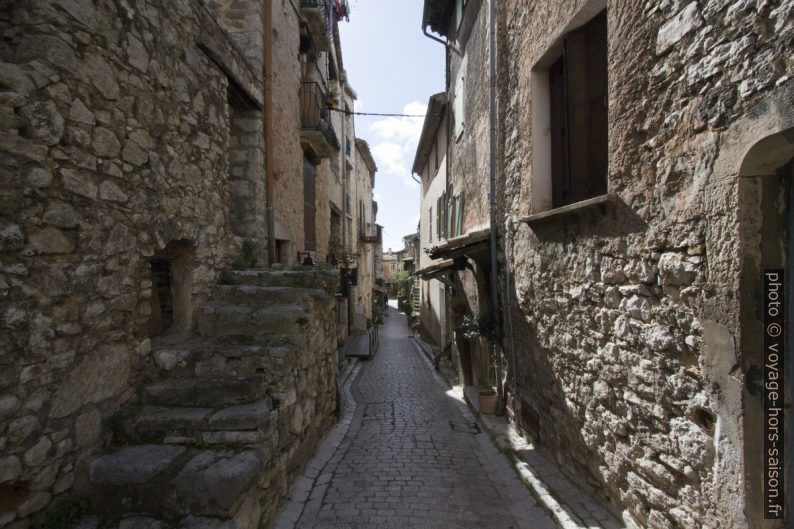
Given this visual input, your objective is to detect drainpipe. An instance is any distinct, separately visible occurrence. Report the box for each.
[487,0,503,411]
[341,95,347,252]
[422,25,462,57]
[264,0,276,266]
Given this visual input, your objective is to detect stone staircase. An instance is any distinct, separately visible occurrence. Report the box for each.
[85,269,340,529]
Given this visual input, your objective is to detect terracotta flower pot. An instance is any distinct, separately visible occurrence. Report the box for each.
[478,388,498,415]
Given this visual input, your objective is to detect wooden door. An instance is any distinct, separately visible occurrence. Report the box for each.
[303,157,317,251]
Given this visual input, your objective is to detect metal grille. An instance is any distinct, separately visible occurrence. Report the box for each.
[299,82,339,150]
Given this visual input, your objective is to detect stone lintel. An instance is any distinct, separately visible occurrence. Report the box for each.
[194,5,263,110]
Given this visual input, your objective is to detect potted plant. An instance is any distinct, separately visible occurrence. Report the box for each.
[326,86,340,109]
[478,387,498,415]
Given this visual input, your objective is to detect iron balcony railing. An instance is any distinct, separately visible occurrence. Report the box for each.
[359,223,380,244]
[300,0,330,36]
[299,81,339,151]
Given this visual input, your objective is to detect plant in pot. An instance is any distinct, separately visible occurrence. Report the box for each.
[457,313,499,414]
[326,86,340,109]
[478,386,498,415]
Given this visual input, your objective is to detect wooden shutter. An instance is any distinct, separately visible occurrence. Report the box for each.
[564,24,590,204]
[454,73,465,139]
[585,11,608,197]
[554,10,608,207]
[441,191,447,238]
[436,196,442,239]
[429,205,433,242]
[455,194,465,236]
[549,56,568,208]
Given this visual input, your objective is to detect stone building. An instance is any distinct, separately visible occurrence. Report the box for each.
[423,0,500,391]
[350,138,379,330]
[381,249,400,295]
[421,0,793,528]
[414,92,454,350]
[0,0,372,527]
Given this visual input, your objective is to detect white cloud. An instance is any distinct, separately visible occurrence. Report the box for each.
[368,101,427,189]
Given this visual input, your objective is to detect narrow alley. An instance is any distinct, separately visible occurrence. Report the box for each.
[275,304,554,529]
[2,1,793,528]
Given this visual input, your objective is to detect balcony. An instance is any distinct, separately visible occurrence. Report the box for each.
[359,223,380,244]
[300,0,331,51]
[300,82,339,157]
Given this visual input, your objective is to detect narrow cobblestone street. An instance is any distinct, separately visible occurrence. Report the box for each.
[278,305,555,529]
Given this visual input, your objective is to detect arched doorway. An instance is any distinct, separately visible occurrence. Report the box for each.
[737,126,794,528]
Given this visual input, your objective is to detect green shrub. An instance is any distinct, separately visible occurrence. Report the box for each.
[232,239,257,269]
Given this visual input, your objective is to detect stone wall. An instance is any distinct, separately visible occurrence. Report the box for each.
[449,0,490,234]
[270,0,304,263]
[445,0,495,394]
[0,0,264,524]
[499,1,794,527]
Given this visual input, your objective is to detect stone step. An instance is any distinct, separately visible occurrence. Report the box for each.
[116,399,277,447]
[89,445,263,526]
[227,268,338,290]
[151,337,295,379]
[197,303,310,338]
[141,376,269,408]
[210,284,329,307]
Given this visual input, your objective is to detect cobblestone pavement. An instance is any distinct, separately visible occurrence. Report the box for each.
[281,305,556,529]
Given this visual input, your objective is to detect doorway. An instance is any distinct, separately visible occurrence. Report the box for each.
[738,131,793,528]
[147,240,195,338]
[304,156,317,252]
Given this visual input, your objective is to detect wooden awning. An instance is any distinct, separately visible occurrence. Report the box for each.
[416,259,455,280]
[426,227,491,260]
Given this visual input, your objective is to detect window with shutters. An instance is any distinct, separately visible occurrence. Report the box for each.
[548,10,607,208]
[436,194,443,239]
[429,205,433,243]
[453,73,465,140]
[530,6,608,213]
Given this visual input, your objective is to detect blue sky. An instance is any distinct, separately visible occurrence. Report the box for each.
[339,0,445,252]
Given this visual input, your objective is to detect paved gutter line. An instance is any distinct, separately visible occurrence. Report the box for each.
[411,339,592,529]
[273,360,363,529]
[409,340,558,529]
[412,335,435,364]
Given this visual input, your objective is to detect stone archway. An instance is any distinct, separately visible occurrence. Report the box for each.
[700,80,794,529]
[737,129,793,529]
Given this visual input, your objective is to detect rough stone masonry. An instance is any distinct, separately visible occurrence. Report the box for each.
[499,1,793,528]
[0,1,343,527]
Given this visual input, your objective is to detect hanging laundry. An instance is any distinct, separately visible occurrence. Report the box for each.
[333,0,344,22]
[341,0,350,21]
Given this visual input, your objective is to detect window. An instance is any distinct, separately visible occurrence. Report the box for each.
[548,10,608,208]
[446,191,464,238]
[436,195,444,239]
[429,205,433,243]
[453,72,465,140]
[454,0,467,32]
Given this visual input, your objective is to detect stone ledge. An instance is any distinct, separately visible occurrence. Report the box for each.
[520,193,617,227]
[194,4,264,110]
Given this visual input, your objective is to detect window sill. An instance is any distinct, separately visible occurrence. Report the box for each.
[520,193,617,227]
